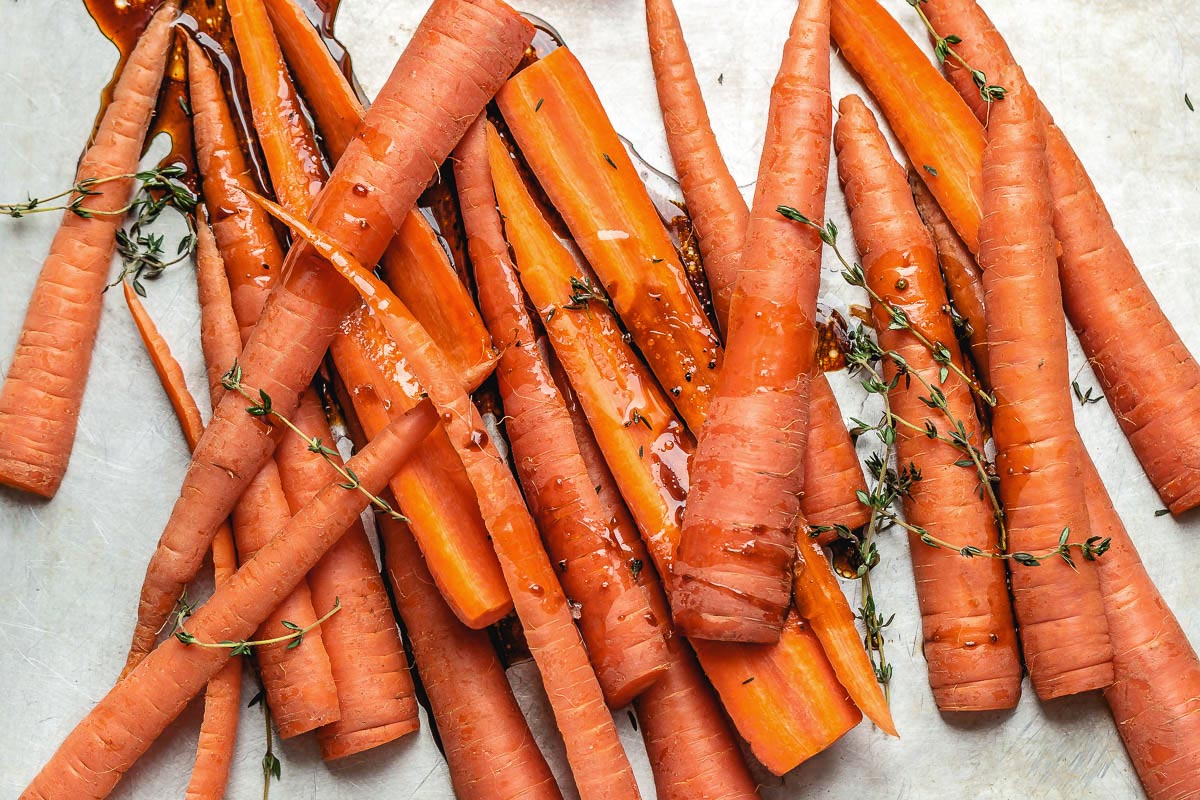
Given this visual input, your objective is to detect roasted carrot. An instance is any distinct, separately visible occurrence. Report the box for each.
[124,0,533,668]
[670,0,832,643]
[457,117,670,707]
[919,0,1200,515]
[835,94,1021,711]
[0,1,178,498]
[497,47,723,435]
[979,69,1111,700]
[255,194,641,800]
[120,278,243,800]
[488,124,861,775]
[908,170,989,381]
[23,402,438,800]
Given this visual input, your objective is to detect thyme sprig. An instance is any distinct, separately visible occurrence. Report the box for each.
[220,361,407,522]
[174,597,342,655]
[563,275,611,315]
[249,687,282,800]
[906,0,1008,103]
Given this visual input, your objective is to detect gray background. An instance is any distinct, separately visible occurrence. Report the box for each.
[1,0,1197,797]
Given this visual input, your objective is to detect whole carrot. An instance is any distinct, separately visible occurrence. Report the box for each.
[21,402,438,800]
[673,0,832,643]
[0,1,178,498]
[836,94,1020,711]
[192,214,242,406]
[980,68,1111,700]
[124,0,533,668]
[457,117,670,708]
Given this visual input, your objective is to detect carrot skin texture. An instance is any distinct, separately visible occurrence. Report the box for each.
[800,375,871,538]
[458,118,669,708]
[835,95,1021,711]
[672,0,831,643]
[488,130,861,775]
[379,511,563,800]
[919,0,1200,515]
[0,2,177,498]
[22,402,438,800]
[979,69,1112,700]
[124,0,534,669]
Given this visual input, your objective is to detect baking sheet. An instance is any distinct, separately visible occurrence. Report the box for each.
[1,0,1198,796]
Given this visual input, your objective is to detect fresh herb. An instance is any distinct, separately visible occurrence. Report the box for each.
[602,152,618,170]
[563,275,611,314]
[922,164,939,177]
[175,597,342,655]
[1071,380,1103,406]
[535,97,544,112]
[1155,508,1171,517]
[1188,93,1195,112]
[629,558,644,580]
[907,0,1007,103]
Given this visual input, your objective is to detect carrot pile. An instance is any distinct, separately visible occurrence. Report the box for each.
[4,0,1199,798]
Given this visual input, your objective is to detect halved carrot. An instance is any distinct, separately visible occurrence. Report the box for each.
[123,0,533,668]
[488,123,861,775]
[497,47,723,435]
[979,68,1111,700]
[255,194,642,799]
[23,402,438,800]
[457,117,670,707]
[835,94,1020,711]
[0,1,178,498]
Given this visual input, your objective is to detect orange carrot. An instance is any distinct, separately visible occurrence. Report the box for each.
[835,93,1021,711]
[0,1,178,498]
[378,509,562,800]
[802,377,871,536]
[192,214,242,406]
[920,0,1200,516]
[124,0,533,669]
[979,69,1111,700]
[255,193,641,799]
[119,277,243,800]
[670,0,832,643]
[457,117,670,707]
[908,170,989,381]
[488,124,861,775]
[23,402,438,800]
[497,47,723,435]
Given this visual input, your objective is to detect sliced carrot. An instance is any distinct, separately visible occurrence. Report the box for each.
[124,0,533,668]
[0,1,178,498]
[458,117,670,707]
[23,402,438,800]
[497,46,723,434]
[488,124,861,775]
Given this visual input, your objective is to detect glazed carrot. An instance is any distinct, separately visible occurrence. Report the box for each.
[835,93,1020,711]
[644,0,746,330]
[255,194,641,800]
[488,125,861,775]
[830,0,985,253]
[261,0,495,385]
[553,357,759,798]
[120,277,242,800]
[671,0,832,643]
[457,118,670,707]
[124,0,533,668]
[802,377,871,536]
[920,0,1200,515]
[979,69,1111,700]
[378,510,562,800]
[23,402,438,800]
[0,1,178,498]
[908,170,989,381]
[498,47,723,434]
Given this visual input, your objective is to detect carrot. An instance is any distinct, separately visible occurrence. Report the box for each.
[978,69,1112,700]
[497,47,723,435]
[834,93,1021,711]
[22,401,438,800]
[0,1,178,498]
[377,509,563,800]
[260,0,495,386]
[488,124,861,775]
[830,0,985,254]
[124,0,533,669]
[802,376,871,536]
[669,0,832,643]
[192,214,242,406]
[119,277,243,799]
[254,194,641,800]
[908,170,989,382]
[457,117,670,707]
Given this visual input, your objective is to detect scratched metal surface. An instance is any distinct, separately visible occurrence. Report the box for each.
[0,0,1197,797]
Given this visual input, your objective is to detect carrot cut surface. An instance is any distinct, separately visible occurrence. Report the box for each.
[0,1,178,498]
[836,95,1021,711]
